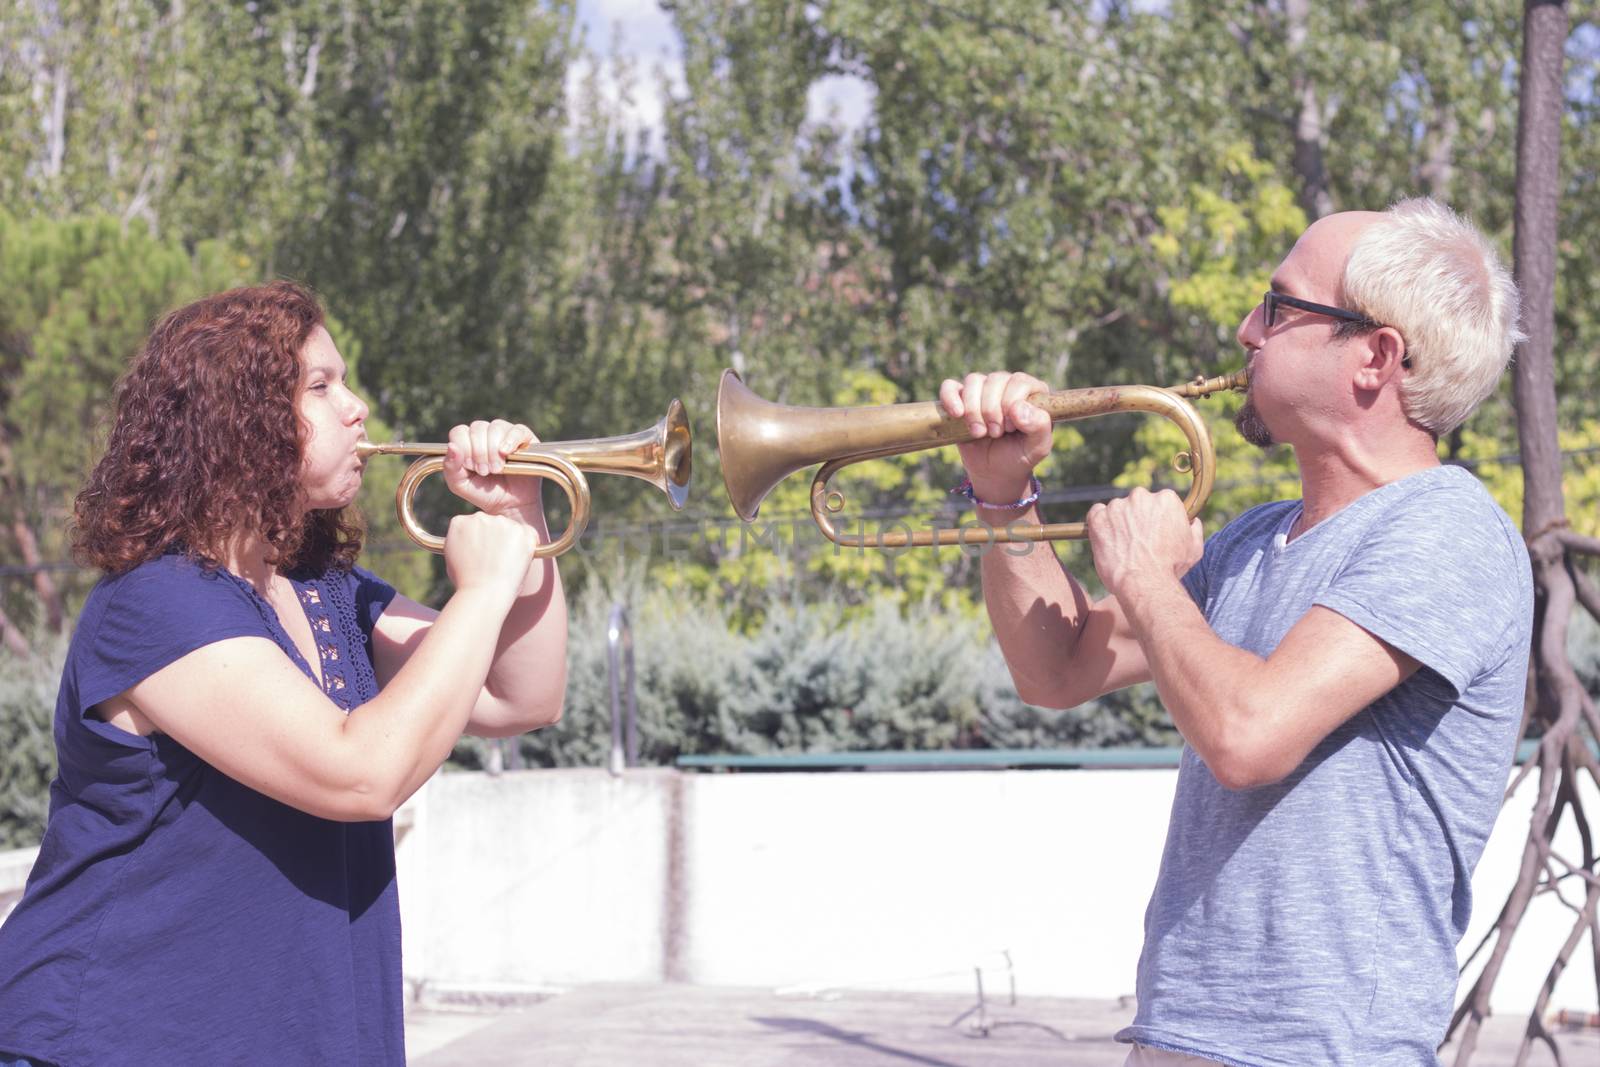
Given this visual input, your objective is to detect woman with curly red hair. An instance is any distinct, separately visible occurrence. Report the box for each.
[0,281,566,1066]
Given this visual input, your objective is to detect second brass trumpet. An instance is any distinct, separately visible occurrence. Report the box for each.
[715,371,1246,549]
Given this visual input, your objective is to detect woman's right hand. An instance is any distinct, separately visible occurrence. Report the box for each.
[443,511,538,597]
[937,371,1055,505]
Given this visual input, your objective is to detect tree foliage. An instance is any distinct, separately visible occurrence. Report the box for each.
[1,1,1597,755]
[0,212,246,641]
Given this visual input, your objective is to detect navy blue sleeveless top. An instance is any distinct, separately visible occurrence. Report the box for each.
[0,553,402,1066]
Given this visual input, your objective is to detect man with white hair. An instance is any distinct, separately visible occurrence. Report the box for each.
[940,199,1533,1066]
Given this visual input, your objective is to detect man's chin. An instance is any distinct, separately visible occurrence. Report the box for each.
[1234,400,1274,449]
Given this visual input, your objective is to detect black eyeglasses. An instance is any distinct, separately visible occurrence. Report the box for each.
[1260,291,1409,367]
[1262,291,1379,330]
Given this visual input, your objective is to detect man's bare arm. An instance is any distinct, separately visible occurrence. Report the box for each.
[978,501,1152,708]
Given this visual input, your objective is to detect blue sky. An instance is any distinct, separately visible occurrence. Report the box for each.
[569,0,874,152]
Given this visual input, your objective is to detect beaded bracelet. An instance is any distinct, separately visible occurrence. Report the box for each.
[952,474,1042,512]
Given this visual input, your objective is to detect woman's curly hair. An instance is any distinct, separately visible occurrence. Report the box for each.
[72,281,364,575]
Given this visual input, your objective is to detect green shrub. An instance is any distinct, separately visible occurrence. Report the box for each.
[0,636,65,849]
[501,575,1180,768]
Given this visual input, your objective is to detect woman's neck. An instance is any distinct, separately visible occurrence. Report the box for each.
[218,532,279,595]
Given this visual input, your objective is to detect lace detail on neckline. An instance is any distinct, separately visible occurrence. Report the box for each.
[296,583,350,707]
[308,574,380,711]
[214,567,370,713]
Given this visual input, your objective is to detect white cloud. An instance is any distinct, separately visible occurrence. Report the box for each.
[807,73,875,140]
[566,0,685,156]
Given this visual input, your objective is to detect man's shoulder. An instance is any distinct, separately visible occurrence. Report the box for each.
[1209,498,1299,546]
[1377,463,1509,522]
[1379,466,1530,580]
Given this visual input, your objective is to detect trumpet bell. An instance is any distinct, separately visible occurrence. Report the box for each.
[717,370,907,522]
[717,370,817,521]
[557,397,693,511]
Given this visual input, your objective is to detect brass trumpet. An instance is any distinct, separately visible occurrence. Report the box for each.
[356,399,693,557]
[716,371,1247,549]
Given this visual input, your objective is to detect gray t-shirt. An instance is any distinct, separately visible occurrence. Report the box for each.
[1117,464,1533,1067]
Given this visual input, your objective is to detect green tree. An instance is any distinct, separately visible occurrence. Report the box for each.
[0,212,246,645]
[0,211,432,635]
[273,2,585,430]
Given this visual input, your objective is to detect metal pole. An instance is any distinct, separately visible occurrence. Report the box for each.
[607,603,637,776]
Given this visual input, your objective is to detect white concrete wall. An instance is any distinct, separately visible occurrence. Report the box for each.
[675,769,1170,999]
[0,846,40,926]
[2,760,1588,1014]
[395,765,1600,1015]
[396,768,678,993]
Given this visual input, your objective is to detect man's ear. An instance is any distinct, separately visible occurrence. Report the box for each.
[1352,327,1408,391]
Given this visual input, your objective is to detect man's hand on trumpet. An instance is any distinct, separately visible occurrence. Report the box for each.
[937,371,1054,506]
[1085,486,1204,605]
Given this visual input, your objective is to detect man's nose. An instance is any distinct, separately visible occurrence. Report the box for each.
[1237,302,1264,349]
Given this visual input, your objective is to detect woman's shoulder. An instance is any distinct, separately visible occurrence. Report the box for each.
[68,554,275,718]
[300,560,396,598]
[87,552,252,614]
[76,553,269,663]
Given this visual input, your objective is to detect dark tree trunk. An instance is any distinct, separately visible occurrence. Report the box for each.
[1285,0,1334,218]
[0,601,32,657]
[1446,5,1600,1065]
[1513,3,1567,535]
[10,518,64,634]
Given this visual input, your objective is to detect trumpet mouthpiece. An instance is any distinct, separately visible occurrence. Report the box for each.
[1169,370,1249,398]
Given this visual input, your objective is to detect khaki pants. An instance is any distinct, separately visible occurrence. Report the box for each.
[1121,1044,1225,1066]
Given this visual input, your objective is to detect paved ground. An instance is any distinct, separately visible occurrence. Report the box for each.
[406,984,1600,1066]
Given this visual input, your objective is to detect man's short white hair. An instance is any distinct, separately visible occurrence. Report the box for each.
[1341,197,1525,437]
